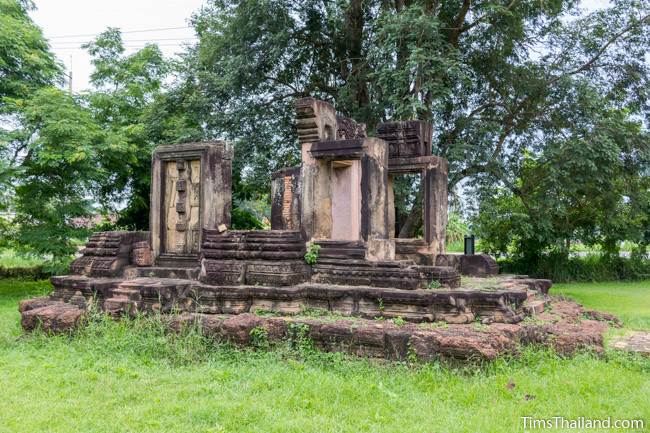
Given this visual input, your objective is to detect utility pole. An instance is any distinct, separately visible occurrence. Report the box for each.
[63,55,73,94]
[68,55,73,94]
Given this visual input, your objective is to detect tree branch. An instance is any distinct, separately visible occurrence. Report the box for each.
[546,13,650,86]
[448,0,471,45]
[459,0,519,34]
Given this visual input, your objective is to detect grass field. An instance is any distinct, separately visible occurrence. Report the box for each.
[0,249,47,268]
[0,278,649,432]
[554,281,650,331]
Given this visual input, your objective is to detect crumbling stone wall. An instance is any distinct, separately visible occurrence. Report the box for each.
[271,167,301,230]
[70,231,148,277]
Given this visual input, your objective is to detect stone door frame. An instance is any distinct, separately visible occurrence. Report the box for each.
[387,155,448,256]
[150,141,232,265]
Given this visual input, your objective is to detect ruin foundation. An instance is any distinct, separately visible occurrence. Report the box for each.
[19,98,609,360]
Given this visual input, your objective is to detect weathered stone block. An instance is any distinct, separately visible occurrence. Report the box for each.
[131,240,153,267]
[435,253,499,277]
[21,302,85,333]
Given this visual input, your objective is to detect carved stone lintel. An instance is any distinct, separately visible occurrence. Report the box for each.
[336,115,367,140]
[377,120,432,158]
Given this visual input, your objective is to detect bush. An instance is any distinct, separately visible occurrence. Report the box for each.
[0,266,51,280]
[231,206,265,230]
[499,253,650,283]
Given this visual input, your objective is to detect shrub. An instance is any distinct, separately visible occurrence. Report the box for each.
[304,243,321,265]
[231,206,265,230]
[499,253,650,283]
[0,266,50,280]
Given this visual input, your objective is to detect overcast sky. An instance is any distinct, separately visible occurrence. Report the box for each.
[31,0,206,92]
[30,0,611,93]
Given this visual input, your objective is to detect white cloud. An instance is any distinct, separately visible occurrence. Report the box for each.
[30,0,206,92]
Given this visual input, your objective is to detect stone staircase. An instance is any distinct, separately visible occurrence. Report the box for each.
[311,240,461,289]
[103,286,141,317]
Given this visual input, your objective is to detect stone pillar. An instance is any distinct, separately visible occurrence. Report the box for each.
[424,157,448,256]
[295,98,337,241]
[387,174,395,239]
[361,138,394,261]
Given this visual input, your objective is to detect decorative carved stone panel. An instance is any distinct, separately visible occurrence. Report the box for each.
[163,159,201,254]
[377,121,432,158]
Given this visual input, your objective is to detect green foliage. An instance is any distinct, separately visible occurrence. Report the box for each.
[0,266,49,280]
[1,23,187,257]
[230,198,270,230]
[286,322,314,355]
[426,280,442,290]
[7,87,105,256]
[392,173,423,238]
[82,29,173,229]
[392,316,406,327]
[231,206,265,230]
[0,0,61,104]
[474,105,650,261]
[499,253,650,283]
[185,0,649,259]
[0,247,69,278]
[304,243,321,265]
[446,212,469,245]
[249,325,270,350]
[553,280,650,331]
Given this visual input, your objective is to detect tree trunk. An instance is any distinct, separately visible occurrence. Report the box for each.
[398,191,423,238]
[345,0,370,116]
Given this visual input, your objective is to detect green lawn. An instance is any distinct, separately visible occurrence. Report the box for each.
[0,249,47,268]
[553,281,650,331]
[0,278,648,433]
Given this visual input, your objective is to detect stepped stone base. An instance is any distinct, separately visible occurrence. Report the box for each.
[43,275,530,324]
[200,230,310,286]
[19,294,611,360]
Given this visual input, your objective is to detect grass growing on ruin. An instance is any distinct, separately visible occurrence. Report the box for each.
[554,280,650,331]
[1,278,649,433]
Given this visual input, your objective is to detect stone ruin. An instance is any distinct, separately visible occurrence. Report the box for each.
[19,98,613,360]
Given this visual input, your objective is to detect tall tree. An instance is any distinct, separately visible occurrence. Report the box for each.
[0,0,60,105]
[7,87,107,256]
[82,29,172,229]
[184,0,649,247]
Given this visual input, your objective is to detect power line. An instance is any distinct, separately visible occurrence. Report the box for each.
[48,26,192,39]
[51,43,196,50]
[53,37,198,45]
